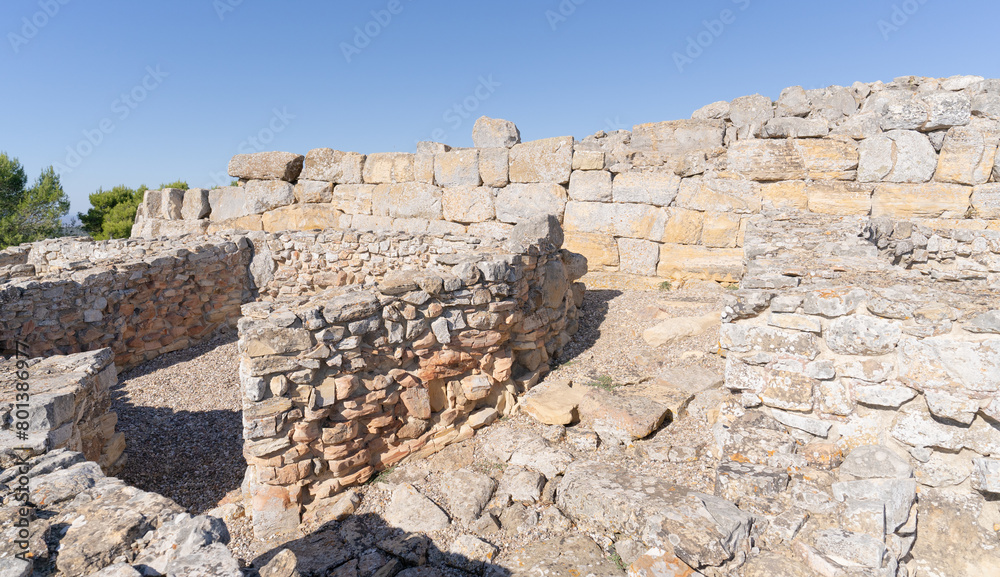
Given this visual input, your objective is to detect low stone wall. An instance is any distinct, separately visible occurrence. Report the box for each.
[719,211,999,569]
[0,349,123,473]
[0,235,254,369]
[238,218,585,539]
[133,75,1000,283]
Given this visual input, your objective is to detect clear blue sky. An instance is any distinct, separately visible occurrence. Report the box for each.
[2,0,998,217]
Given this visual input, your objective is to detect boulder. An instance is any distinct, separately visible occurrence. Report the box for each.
[472,116,521,148]
[300,149,364,183]
[228,151,304,181]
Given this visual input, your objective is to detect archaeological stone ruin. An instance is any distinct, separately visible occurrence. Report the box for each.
[1,74,999,576]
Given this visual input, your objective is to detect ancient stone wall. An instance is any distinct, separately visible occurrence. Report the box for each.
[237,218,585,539]
[0,235,254,369]
[0,348,123,472]
[133,74,1000,283]
[718,210,1000,570]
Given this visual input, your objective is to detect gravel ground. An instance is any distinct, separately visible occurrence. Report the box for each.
[113,329,246,515]
[112,284,729,570]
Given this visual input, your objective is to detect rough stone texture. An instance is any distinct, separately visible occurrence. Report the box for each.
[229,152,304,182]
[300,149,365,183]
[509,137,574,184]
[472,116,520,148]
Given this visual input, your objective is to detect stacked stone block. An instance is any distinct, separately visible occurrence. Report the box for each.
[131,75,1000,284]
[719,211,1000,570]
[0,348,123,473]
[237,219,586,539]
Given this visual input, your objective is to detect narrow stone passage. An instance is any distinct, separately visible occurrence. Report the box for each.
[112,329,246,514]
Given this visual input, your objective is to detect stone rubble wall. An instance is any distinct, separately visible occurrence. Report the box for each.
[237,219,585,539]
[0,235,255,370]
[134,74,1000,283]
[0,349,124,473]
[719,211,1000,569]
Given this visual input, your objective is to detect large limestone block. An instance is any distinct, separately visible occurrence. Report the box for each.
[933,123,1000,185]
[207,187,248,221]
[857,135,895,182]
[299,149,364,183]
[612,170,680,206]
[568,170,612,202]
[972,183,1000,218]
[293,180,334,204]
[158,220,209,237]
[617,238,660,276]
[676,178,761,214]
[442,186,495,223]
[228,151,304,181]
[873,93,928,131]
[563,232,619,270]
[160,188,184,219]
[472,116,520,148]
[657,244,743,282]
[808,85,859,121]
[631,119,726,155]
[330,184,374,215]
[806,182,875,216]
[181,188,211,220]
[363,152,414,184]
[700,211,742,247]
[261,204,343,233]
[761,181,808,210]
[372,183,442,219]
[142,189,163,220]
[564,201,665,240]
[479,148,509,187]
[245,180,295,214]
[435,149,481,187]
[495,183,567,224]
[692,100,731,120]
[872,183,972,219]
[728,139,858,181]
[572,150,605,170]
[521,379,589,425]
[776,85,811,117]
[730,94,774,139]
[509,137,573,184]
[660,208,704,244]
[921,91,972,131]
[884,130,938,183]
[206,214,262,233]
[763,117,829,138]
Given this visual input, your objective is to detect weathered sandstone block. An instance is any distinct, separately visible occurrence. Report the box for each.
[564,201,665,240]
[728,139,858,181]
[631,119,725,155]
[563,232,619,270]
[495,184,567,224]
[612,170,680,206]
[229,151,304,181]
[300,149,365,183]
[676,178,761,214]
[617,238,659,276]
[293,180,334,204]
[568,170,612,202]
[435,149,481,187]
[208,187,249,221]
[245,180,296,214]
[509,137,574,184]
[363,153,414,184]
[479,148,509,187]
[372,183,442,220]
[657,244,742,282]
[181,189,211,220]
[261,204,343,233]
[442,187,496,223]
[872,183,972,219]
[472,116,521,148]
[933,123,1000,185]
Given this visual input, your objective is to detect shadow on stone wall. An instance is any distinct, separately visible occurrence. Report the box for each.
[551,289,620,366]
[251,512,512,577]
[111,333,246,514]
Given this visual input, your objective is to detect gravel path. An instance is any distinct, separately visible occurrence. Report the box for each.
[113,329,246,515]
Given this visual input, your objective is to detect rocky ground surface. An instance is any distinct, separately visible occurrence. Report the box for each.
[15,283,994,576]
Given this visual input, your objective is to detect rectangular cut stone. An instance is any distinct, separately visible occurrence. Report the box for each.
[372,183,442,219]
[806,182,875,215]
[761,181,809,210]
[509,137,573,184]
[728,139,859,181]
[245,180,295,214]
[495,183,567,224]
[617,238,660,276]
[660,208,704,244]
[700,212,742,248]
[564,201,665,240]
[363,153,414,184]
[435,149,481,187]
[300,149,364,183]
[573,150,605,170]
[294,180,334,204]
[676,178,761,214]
[161,189,184,220]
[181,188,211,220]
[569,170,613,202]
[413,153,434,183]
[261,204,343,233]
[657,244,743,282]
[972,183,1000,218]
[479,148,509,187]
[229,151,304,181]
[631,119,726,155]
[612,170,680,206]
[208,187,248,222]
[442,186,496,223]
[872,183,972,219]
[331,184,374,215]
[933,124,999,185]
[564,232,619,269]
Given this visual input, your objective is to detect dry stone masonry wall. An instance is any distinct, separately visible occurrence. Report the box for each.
[134,74,1000,284]
[0,235,254,370]
[237,217,585,540]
